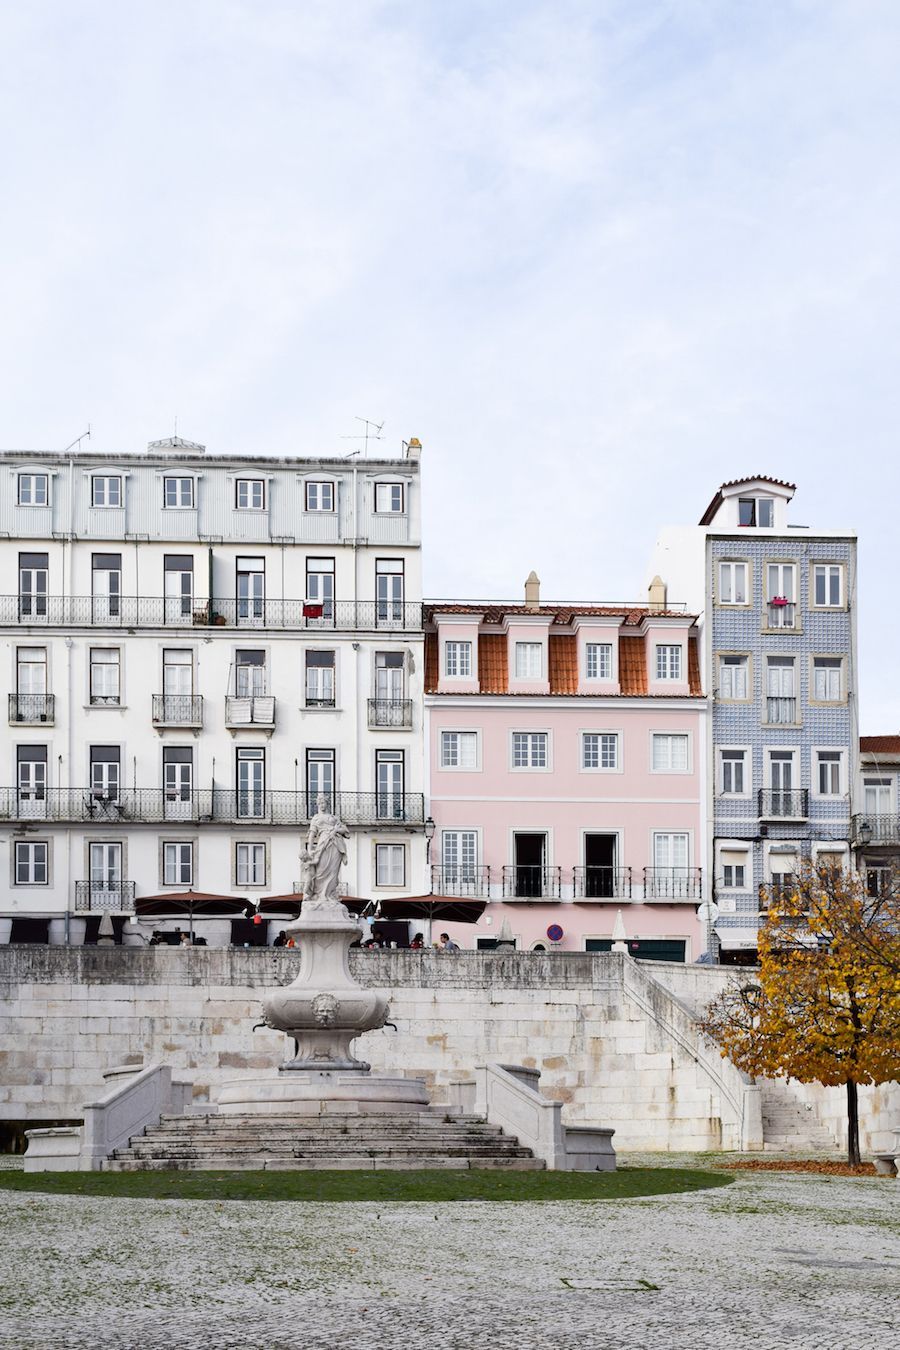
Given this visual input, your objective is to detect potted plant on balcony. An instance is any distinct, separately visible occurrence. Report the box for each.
[771,596,789,607]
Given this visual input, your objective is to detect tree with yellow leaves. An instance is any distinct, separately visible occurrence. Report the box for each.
[700,861,900,1165]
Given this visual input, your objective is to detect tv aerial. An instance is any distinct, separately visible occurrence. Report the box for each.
[341,416,384,458]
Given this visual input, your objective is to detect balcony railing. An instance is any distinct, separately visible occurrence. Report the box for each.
[5,596,423,632]
[765,696,797,725]
[502,865,562,900]
[151,694,203,727]
[367,698,413,729]
[766,600,797,629]
[758,789,809,820]
[8,693,55,725]
[643,867,702,900]
[572,866,633,900]
[851,813,900,846]
[759,876,798,910]
[74,880,136,912]
[430,865,491,898]
[0,788,425,827]
[225,696,276,727]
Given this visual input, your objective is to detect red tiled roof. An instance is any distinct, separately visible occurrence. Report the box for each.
[699,476,796,525]
[860,735,900,755]
[548,634,578,694]
[425,603,692,625]
[618,636,647,695]
[478,634,507,693]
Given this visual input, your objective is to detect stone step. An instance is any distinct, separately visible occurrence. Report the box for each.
[139,1126,507,1141]
[105,1155,545,1172]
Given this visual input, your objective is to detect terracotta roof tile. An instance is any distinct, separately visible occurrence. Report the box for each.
[618,636,647,695]
[478,634,508,693]
[425,603,694,624]
[699,476,797,525]
[860,735,900,754]
[548,635,578,694]
[424,631,438,694]
[688,635,703,696]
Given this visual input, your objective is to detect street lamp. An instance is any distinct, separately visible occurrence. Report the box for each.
[857,821,873,847]
[424,816,436,864]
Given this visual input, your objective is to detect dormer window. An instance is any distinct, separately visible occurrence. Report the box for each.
[656,645,682,680]
[92,476,122,508]
[375,482,404,513]
[236,478,265,510]
[514,642,542,679]
[164,477,194,509]
[18,473,48,506]
[305,481,334,512]
[585,642,612,679]
[738,496,773,527]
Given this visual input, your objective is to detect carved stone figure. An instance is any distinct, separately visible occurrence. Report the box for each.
[301,794,350,910]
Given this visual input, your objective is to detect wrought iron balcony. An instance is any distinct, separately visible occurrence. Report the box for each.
[501,865,562,900]
[0,788,425,827]
[758,876,798,910]
[430,865,491,898]
[642,867,702,900]
[851,813,900,846]
[367,698,413,729]
[152,694,203,727]
[572,866,633,900]
[225,695,276,728]
[74,880,136,912]
[758,789,809,820]
[3,596,423,632]
[766,600,797,629]
[765,696,797,725]
[8,693,55,725]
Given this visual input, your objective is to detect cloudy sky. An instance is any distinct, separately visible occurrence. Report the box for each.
[1,1,898,729]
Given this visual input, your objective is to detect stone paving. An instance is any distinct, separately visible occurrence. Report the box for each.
[0,1154,898,1350]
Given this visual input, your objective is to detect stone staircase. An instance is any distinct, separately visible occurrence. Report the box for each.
[761,1085,838,1152]
[104,1110,545,1171]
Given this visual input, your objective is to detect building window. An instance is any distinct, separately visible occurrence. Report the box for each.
[163,841,193,886]
[236,479,265,510]
[719,655,749,700]
[720,849,748,890]
[376,749,405,817]
[718,561,748,604]
[514,642,542,679]
[813,657,842,702]
[306,557,335,620]
[17,744,47,803]
[863,777,892,816]
[512,732,548,768]
[375,482,405,513]
[163,745,193,817]
[92,553,122,621]
[90,648,121,705]
[375,843,406,887]
[720,749,746,795]
[236,557,265,623]
[766,656,796,724]
[236,842,267,887]
[582,733,618,770]
[652,733,689,772]
[375,651,404,703]
[163,477,194,509]
[17,647,47,697]
[92,475,122,508]
[441,731,478,769]
[816,751,842,797]
[585,643,612,679]
[766,563,796,611]
[305,651,335,707]
[306,748,335,807]
[653,832,689,872]
[444,641,472,677]
[15,841,48,885]
[19,552,49,619]
[375,559,404,623]
[235,649,266,697]
[442,831,477,881]
[655,645,682,680]
[18,474,48,506]
[813,564,843,608]
[90,746,120,802]
[738,497,773,527]
[237,747,266,818]
[305,481,334,512]
[163,555,194,622]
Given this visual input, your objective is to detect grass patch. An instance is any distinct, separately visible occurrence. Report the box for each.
[0,1166,731,1204]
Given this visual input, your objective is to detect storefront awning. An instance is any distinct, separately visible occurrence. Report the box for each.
[715,926,759,951]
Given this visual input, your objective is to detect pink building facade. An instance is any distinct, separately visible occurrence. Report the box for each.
[424,589,708,958]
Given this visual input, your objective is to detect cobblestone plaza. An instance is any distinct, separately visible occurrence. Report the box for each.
[2,1158,897,1350]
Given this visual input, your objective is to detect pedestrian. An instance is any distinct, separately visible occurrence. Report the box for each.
[438,932,460,952]
[273,930,287,948]
[409,933,424,950]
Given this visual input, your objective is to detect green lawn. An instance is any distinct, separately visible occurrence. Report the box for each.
[0,1166,731,1203]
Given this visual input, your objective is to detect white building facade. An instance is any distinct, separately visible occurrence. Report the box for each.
[0,437,426,943]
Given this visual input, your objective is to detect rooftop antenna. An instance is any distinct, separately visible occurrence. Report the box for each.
[340,416,384,458]
[63,425,91,454]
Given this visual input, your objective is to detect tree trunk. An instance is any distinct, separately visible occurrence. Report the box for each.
[846,1078,861,1167]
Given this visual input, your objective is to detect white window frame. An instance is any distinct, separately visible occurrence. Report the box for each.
[441,830,479,882]
[719,747,751,798]
[14,839,49,885]
[305,481,335,513]
[811,563,844,609]
[236,479,266,511]
[764,747,799,793]
[163,477,195,509]
[654,645,682,681]
[510,730,550,771]
[718,560,749,605]
[374,482,405,514]
[863,777,893,816]
[89,647,121,706]
[650,732,691,774]
[235,841,267,887]
[811,655,844,704]
[444,640,472,678]
[719,848,750,890]
[163,840,193,886]
[514,642,543,679]
[91,475,122,508]
[813,748,845,799]
[584,642,612,680]
[18,473,49,507]
[440,730,479,771]
[765,561,797,603]
[304,649,336,708]
[375,841,406,887]
[718,654,750,701]
[581,731,620,773]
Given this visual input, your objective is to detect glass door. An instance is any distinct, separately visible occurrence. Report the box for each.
[236,558,265,625]
[89,842,122,908]
[17,747,47,819]
[306,749,335,813]
[376,750,405,819]
[236,748,265,818]
[164,556,194,625]
[164,748,193,821]
[769,752,794,816]
[92,554,122,623]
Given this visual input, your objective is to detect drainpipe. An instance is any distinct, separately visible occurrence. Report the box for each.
[64,636,74,944]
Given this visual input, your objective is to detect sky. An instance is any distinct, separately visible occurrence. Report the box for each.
[1,0,898,730]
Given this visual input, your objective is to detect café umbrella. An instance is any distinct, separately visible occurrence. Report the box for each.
[135,891,248,941]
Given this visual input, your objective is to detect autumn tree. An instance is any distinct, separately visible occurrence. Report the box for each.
[700,861,900,1165]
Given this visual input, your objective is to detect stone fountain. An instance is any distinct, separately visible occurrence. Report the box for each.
[217,797,428,1116]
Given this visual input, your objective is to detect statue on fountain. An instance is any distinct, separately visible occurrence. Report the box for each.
[299,794,350,912]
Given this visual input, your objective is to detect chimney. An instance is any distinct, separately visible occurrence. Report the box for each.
[648,575,667,611]
[524,570,540,609]
[404,437,422,461]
